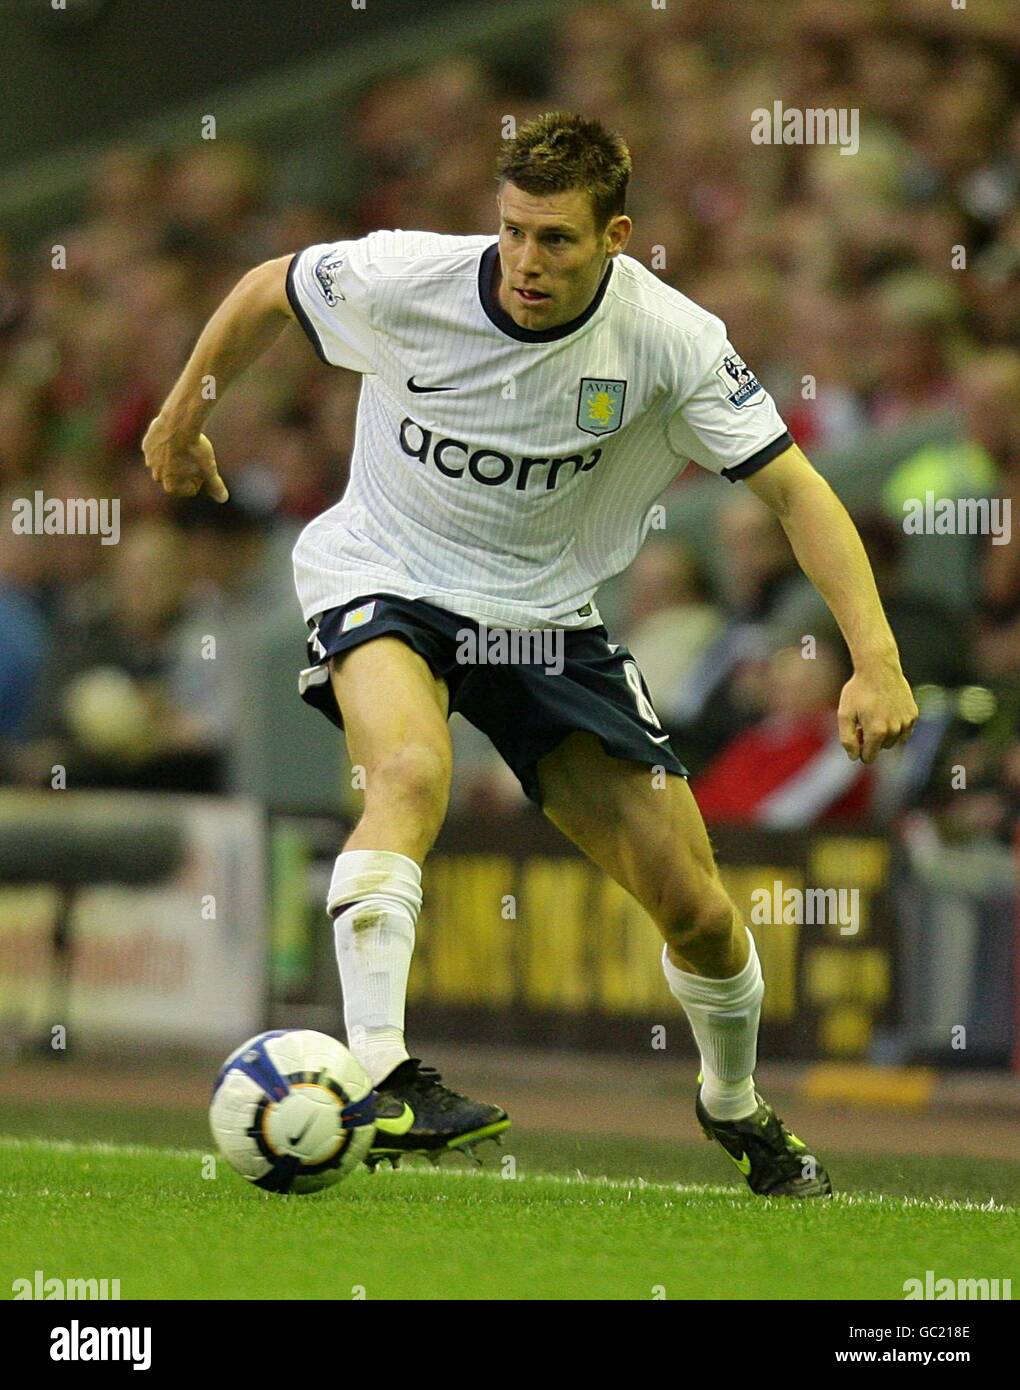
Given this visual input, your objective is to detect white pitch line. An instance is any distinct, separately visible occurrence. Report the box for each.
[0,1137,1014,1213]
[0,1136,211,1160]
[370,1163,1017,1212]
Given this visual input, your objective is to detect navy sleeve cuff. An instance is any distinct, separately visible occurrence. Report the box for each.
[720,430,794,483]
[285,253,330,365]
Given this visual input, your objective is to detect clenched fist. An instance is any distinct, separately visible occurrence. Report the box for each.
[837,660,919,764]
[141,420,229,503]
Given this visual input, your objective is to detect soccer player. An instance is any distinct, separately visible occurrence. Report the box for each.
[143,113,918,1197]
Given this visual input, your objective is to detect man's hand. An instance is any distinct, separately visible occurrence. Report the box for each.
[140,256,294,503]
[142,420,229,503]
[837,659,919,764]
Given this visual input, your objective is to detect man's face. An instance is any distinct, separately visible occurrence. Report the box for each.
[495,182,631,329]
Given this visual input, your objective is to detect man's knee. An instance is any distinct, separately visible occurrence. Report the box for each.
[365,741,452,822]
[656,867,736,954]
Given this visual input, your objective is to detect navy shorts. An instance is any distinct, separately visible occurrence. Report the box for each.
[298,592,689,806]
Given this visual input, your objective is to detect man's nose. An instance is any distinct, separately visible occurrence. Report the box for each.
[517,240,544,276]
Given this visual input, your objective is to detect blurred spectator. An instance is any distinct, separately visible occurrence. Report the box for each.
[968,353,1020,683]
[658,494,812,771]
[921,702,1020,851]
[619,536,723,714]
[882,350,1020,681]
[0,501,51,763]
[772,511,972,688]
[693,643,873,827]
[21,520,229,791]
[866,272,963,430]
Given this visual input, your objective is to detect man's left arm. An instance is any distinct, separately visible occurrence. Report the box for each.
[744,443,919,763]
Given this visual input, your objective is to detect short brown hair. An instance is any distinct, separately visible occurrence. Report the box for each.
[496,111,631,228]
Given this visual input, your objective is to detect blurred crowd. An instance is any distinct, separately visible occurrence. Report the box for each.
[0,0,1018,844]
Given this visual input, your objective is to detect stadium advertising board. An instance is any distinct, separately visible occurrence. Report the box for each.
[0,793,266,1048]
[271,813,894,1060]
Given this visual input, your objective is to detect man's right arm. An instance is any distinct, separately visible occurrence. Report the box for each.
[142,254,297,501]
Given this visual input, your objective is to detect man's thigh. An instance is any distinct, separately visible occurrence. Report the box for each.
[330,636,451,775]
[536,730,722,922]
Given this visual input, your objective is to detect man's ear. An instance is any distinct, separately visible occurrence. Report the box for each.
[605,214,632,257]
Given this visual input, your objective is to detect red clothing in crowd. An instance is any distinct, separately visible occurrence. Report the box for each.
[693,713,873,827]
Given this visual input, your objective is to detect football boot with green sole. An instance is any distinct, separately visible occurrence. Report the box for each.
[695,1082,833,1198]
[367,1058,510,1169]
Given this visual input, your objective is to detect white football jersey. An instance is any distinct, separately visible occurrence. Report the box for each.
[287,230,791,630]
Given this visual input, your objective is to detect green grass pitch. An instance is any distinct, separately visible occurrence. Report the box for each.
[1,1104,1017,1300]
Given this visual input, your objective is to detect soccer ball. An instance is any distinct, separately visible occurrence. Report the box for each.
[210,1029,377,1194]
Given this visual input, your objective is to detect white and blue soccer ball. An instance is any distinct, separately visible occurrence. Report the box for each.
[210,1029,377,1194]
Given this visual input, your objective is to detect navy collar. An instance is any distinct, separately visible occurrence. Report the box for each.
[477,242,613,343]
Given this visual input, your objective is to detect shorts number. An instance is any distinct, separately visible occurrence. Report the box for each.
[622,660,662,729]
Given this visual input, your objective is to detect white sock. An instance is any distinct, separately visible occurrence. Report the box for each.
[328,850,422,1086]
[662,928,763,1121]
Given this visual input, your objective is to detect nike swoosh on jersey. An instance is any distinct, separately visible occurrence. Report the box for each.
[407,377,457,393]
[648,731,672,745]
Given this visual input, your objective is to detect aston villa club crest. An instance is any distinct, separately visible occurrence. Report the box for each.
[716,354,763,408]
[341,601,376,632]
[313,250,346,307]
[577,378,627,436]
